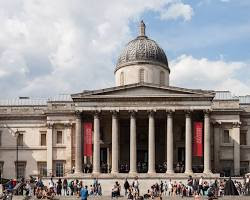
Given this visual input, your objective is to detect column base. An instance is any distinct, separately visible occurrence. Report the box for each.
[203,170,212,174]
[147,171,156,175]
[92,171,101,174]
[184,170,193,174]
[166,170,174,174]
[111,171,119,174]
[67,171,84,178]
[129,171,138,176]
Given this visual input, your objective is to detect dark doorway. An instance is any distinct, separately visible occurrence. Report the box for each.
[137,150,148,173]
[100,148,108,173]
[178,147,185,163]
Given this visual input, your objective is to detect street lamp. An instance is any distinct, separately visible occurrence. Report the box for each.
[14,130,20,179]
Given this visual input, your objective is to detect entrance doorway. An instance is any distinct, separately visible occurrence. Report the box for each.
[100,148,108,173]
[137,150,148,173]
[178,147,185,163]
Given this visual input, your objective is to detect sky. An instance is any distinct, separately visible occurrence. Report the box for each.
[0,0,250,98]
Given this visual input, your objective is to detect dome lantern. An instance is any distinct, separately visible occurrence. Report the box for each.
[140,20,146,37]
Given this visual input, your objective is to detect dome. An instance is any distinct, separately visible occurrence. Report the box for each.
[115,21,169,72]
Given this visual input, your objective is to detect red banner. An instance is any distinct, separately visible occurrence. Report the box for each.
[193,122,203,157]
[83,122,92,156]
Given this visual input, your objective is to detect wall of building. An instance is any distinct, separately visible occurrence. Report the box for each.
[115,64,169,86]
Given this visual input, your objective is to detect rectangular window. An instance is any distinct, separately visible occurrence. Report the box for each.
[240,131,247,145]
[37,162,47,177]
[40,132,47,146]
[0,131,2,146]
[223,130,230,143]
[16,162,26,179]
[56,131,63,144]
[0,162,4,177]
[17,134,24,146]
[55,161,64,177]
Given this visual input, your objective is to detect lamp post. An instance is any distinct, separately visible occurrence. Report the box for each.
[14,130,20,179]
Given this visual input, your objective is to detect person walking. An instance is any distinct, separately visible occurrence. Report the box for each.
[187,175,193,196]
[80,186,88,200]
[198,176,203,195]
[124,178,130,196]
[57,178,62,196]
[63,178,68,196]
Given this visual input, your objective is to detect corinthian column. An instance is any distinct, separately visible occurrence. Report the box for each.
[75,113,82,174]
[166,111,174,173]
[185,111,193,173]
[129,111,137,174]
[93,111,101,174]
[111,111,119,173]
[203,111,211,174]
[148,110,156,174]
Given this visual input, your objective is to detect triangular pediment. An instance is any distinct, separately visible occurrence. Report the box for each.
[72,83,215,99]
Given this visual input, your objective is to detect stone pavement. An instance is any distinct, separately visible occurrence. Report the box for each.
[12,195,250,200]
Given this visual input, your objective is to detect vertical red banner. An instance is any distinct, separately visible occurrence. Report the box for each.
[193,122,203,157]
[83,122,92,156]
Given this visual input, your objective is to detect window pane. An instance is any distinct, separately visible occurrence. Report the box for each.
[41,133,46,146]
[160,71,165,85]
[16,162,26,179]
[38,162,47,177]
[55,162,64,177]
[0,131,2,146]
[0,162,4,177]
[56,131,63,144]
[240,131,247,145]
[223,130,230,143]
[17,134,24,146]
[139,69,144,82]
[120,72,124,86]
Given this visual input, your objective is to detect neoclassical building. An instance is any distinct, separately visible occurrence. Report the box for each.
[0,21,250,179]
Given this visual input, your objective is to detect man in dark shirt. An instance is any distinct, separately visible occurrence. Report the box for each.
[187,175,193,196]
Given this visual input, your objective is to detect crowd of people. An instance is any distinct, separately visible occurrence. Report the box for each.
[1,175,250,199]
[2,177,102,199]
[117,175,249,199]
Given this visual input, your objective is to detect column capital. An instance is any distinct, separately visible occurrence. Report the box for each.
[166,109,174,118]
[129,110,137,117]
[64,122,73,128]
[185,110,192,118]
[111,110,119,118]
[184,109,193,114]
[212,121,221,127]
[233,121,241,128]
[203,109,212,115]
[166,109,175,113]
[46,123,54,129]
[93,110,101,118]
[75,111,82,119]
[148,109,156,117]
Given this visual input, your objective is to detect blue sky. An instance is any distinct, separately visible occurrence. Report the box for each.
[129,0,250,61]
[0,0,249,97]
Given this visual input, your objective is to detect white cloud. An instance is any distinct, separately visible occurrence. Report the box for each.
[0,0,193,98]
[170,55,250,95]
[160,2,193,21]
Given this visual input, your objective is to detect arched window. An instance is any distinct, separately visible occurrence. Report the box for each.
[139,69,145,83]
[120,72,124,86]
[160,71,165,86]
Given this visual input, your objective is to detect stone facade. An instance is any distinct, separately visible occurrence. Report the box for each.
[0,21,249,179]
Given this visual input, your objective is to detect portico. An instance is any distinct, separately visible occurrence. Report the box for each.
[71,83,215,177]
